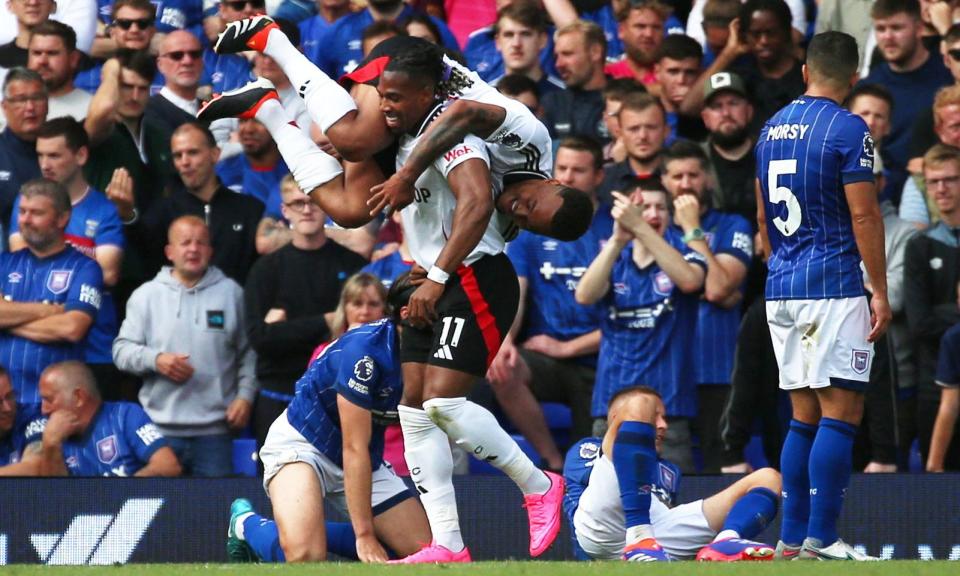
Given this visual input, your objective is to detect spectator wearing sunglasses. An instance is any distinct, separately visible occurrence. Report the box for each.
[145,31,206,149]
[77,0,158,93]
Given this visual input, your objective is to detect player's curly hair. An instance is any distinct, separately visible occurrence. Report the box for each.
[549,186,595,241]
[437,61,474,100]
[387,272,418,326]
[384,41,445,91]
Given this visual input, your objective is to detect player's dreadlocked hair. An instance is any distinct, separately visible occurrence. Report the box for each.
[384,41,446,93]
[387,272,418,326]
[549,186,595,241]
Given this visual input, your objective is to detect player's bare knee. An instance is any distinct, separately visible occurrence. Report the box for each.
[747,467,782,494]
[281,542,327,563]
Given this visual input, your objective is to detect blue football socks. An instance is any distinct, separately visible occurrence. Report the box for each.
[780,419,817,546]
[242,516,359,562]
[721,487,779,540]
[807,417,857,546]
[612,421,659,533]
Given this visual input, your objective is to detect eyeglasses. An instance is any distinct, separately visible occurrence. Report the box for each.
[224,0,266,10]
[949,48,960,61]
[161,50,203,61]
[284,199,316,212]
[3,93,46,106]
[113,17,155,30]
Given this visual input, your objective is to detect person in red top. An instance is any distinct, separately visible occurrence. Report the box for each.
[603,0,671,88]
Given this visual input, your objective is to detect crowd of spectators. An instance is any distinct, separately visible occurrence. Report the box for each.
[0,0,959,478]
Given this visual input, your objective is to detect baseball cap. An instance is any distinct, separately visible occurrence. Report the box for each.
[703,72,748,103]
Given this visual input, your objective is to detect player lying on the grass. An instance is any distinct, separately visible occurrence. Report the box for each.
[564,386,781,562]
[201,17,591,240]
[227,274,430,563]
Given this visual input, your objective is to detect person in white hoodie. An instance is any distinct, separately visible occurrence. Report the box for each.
[113,215,258,477]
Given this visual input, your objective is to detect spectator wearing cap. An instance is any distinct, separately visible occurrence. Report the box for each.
[699,71,755,226]
[543,20,609,144]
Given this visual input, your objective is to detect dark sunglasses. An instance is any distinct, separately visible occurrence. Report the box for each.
[113,17,155,30]
[162,49,203,61]
[224,0,265,10]
[949,48,960,61]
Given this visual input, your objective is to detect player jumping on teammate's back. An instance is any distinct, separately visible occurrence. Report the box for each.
[756,31,890,562]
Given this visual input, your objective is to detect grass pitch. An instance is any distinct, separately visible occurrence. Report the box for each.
[1,562,955,576]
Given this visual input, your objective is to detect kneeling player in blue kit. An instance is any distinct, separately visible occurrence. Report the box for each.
[227,274,431,563]
[564,386,781,562]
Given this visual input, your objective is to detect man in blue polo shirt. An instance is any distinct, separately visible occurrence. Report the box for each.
[22,361,181,476]
[0,178,102,405]
[8,118,125,399]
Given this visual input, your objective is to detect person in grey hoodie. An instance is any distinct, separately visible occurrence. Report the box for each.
[113,215,258,477]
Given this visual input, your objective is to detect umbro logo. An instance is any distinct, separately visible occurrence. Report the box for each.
[433,345,454,361]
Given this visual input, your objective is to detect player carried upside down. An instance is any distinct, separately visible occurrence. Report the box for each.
[564,385,781,562]
[199,16,592,240]
[227,275,431,564]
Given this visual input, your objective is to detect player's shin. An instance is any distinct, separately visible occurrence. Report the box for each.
[422,397,550,495]
[241,514,286,562]
[717,487,779,541]
[780,419,817,546]
[398,404,465,552]
[254,99,343,194]
[611,421,658,545]
[807,418,857,546]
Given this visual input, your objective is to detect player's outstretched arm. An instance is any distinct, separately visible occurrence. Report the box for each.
[845,180,891,342]
[337,394,388,563]
[368,101,507,215]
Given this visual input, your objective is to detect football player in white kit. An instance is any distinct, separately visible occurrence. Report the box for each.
[564,386,783,563]
[199,17,592,241]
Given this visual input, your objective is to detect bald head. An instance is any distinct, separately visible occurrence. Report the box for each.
[41,361,101,404]
[158,31,203,94]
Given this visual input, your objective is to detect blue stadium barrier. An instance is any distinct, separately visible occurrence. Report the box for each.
[0,474,958,564]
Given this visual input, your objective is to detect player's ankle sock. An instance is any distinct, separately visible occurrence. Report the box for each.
[242,514,286,562]
[325,522,359,560]
[719,487,779,540]
[611,421,658,541]
[807,417,856,546]
[398,405,465,552]
[255,99,343,192]
[780,419,816,546]
[423,397,551,495]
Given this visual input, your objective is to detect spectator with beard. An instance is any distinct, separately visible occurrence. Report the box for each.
[27,21,90,122]
[543,19,609,144]
[864,0,952,205]
[217,118,289,220]
[699,72,755,226]
[603,0,670,87]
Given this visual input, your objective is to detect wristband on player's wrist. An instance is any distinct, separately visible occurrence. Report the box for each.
[427,266,450,285]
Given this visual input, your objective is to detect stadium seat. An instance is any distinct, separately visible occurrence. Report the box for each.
[540,402,572,430]
[232,438,258,477]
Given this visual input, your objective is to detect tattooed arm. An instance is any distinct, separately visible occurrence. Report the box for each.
[368,100,507,215]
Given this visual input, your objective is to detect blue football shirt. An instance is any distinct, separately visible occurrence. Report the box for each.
[592,234,705,418]
[24,402,168,476]
[285,319,402,468]
[0,246,103,403]
[755,95,875,300]
[0,402,41,465]
[216,154,289,217]
[361,252,413,289]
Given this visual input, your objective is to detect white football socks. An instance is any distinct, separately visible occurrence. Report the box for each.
[254,98,342,193]
[397,405,465,553]
[262,27,357,133]
[422,397,551,495]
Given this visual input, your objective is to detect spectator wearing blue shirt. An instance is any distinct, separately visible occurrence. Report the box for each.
[0,179,102,405]
[488,3,564,96]
[662,141,752,473]
[313,0,458,78]
[0,366,44,472]
[487,136,609,472]
[8,118,125,400]
[655,35,708,143]
[217,118,289,217]
[0,68,46,249]
[24,361,181,476]
[576,180,706,472]
[204,0,258,94]
[864,0,953,205]
[299,0,353,65]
